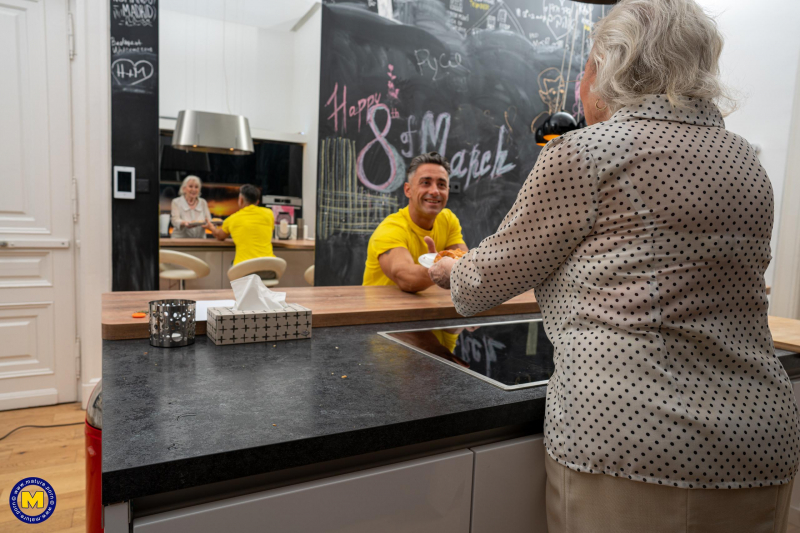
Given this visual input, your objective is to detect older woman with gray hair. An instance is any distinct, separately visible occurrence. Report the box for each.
[170,175,212,239]
[430,0,799,531]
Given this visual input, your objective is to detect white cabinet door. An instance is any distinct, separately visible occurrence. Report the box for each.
[133,449,474,533]
[0,0,77,409]
[470,435,548,533]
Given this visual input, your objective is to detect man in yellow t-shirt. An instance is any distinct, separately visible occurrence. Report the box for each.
[205,184,275,265]
[363,152,467,292]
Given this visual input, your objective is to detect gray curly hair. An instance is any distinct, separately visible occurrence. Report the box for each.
[589,0,735,114]
[179,175,202,196]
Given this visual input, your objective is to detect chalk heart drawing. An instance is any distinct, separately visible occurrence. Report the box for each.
[543,0,573,42]
[111,58,154,86]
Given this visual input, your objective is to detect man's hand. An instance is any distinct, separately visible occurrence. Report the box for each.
[429,256,456,289]
[424,235,467,289]
[424,236,437,254]
[203,221,229,241]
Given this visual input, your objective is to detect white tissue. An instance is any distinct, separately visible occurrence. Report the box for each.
[230,274,288,311]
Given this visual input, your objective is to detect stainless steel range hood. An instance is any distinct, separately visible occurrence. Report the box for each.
[171,110,254,155]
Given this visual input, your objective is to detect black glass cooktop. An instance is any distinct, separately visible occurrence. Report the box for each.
[379,319,554,390]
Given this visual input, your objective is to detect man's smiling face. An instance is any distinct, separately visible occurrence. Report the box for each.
[405,163,450,219]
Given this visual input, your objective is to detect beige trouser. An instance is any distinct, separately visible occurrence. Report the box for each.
[545,452,794,533]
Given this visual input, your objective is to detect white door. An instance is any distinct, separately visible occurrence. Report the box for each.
[0,0,77,410]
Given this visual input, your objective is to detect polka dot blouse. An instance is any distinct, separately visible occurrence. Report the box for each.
[451,94,800,489]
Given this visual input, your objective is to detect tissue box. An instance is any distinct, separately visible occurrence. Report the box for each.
[206,304,312,345]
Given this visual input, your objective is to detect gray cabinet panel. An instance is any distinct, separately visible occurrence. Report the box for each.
[134,449,473,533]
[470,435,547,533]
[789,381,800,532]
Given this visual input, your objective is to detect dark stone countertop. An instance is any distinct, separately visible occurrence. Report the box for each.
[102,313,548,505]
[102,312,800,506]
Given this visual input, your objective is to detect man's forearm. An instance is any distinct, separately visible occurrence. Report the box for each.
[394,265,435,292]
[211,227,228,241]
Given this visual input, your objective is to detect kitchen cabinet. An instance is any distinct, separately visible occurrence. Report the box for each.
[132,449,474,533]
[789,381,800,533]
[470,435,548,533]
[160,248,314,289]
[160,250,225,291]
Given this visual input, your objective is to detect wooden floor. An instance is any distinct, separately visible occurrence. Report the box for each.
[1,403,798,533]
[0,403,86,532]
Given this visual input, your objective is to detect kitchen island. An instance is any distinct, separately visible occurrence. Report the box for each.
[159,237,314,289]
[101,287,800,533]
[160,237,314,250]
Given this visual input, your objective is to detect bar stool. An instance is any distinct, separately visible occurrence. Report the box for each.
[159,250,211,290]
[304,265,314,286]
[227,257,287,287]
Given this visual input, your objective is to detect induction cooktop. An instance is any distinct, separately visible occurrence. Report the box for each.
[379,319,554,390]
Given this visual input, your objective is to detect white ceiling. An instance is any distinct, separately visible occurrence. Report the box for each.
[160,0,319,31]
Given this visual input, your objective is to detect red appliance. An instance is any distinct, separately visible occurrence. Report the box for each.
[85,380,103,533]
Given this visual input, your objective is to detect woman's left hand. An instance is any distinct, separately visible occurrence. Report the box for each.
[429,256,456,289]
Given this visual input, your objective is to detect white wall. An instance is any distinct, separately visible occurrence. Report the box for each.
[292,8,322,238]
[73,0,112,406]
[697,0,800,294]
[160,9,295,132]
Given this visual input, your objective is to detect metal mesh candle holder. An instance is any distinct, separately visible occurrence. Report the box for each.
[149,299,196,347]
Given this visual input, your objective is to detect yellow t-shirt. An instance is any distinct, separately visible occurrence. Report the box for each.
[432,329,460,353]
[363,207,465,287]
[222,205,275,265]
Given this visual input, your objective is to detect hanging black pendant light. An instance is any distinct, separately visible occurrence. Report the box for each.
[535,112,579,147]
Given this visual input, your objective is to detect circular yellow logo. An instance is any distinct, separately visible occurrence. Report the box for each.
[9,478,56,524]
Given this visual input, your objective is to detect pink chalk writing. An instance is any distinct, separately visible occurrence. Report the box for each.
[387,64,400,100]
[348,93,382,133]
[356,104,406,193]
[326,83,384,133]
[325,83,347,133]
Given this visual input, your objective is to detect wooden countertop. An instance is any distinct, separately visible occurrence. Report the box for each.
[102,286,540,340]
[102,286,798,349]
[160,237,314,250]
[769,316,800,352]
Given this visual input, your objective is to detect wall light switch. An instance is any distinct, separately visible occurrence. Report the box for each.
[113,166,136,200]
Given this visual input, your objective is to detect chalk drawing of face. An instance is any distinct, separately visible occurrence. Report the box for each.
[538,67,563,115]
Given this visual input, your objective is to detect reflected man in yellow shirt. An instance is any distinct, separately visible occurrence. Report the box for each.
[204,184,275,265]
[363,152,468,292]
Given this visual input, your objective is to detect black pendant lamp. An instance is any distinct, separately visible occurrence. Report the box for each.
[535,112,579,147]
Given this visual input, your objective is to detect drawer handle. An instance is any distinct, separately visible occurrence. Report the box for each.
[0,241,8,248]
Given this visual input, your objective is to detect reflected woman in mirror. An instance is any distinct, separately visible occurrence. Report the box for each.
[170,175,211,239]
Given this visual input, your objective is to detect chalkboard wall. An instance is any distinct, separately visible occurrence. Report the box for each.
[110,0,159,291]
[315,0,605,286]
